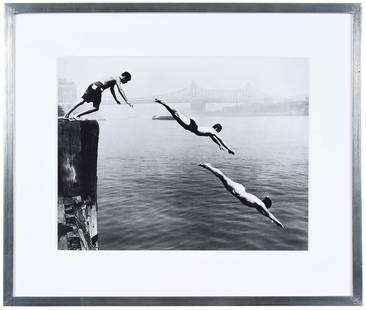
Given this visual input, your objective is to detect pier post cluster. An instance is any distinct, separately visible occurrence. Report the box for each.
[58,119,99,250]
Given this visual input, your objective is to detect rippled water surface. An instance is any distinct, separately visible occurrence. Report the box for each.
[96,104,308,250]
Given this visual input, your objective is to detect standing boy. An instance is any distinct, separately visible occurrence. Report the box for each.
[64,71,132,119]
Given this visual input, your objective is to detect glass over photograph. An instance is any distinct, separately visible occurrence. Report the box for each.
[57,56,308,250]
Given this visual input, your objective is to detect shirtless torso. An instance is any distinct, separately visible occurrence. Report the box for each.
[100,77,118,89]
[63,73,132,119]
[155,99,235,155]
[199,163,284,228]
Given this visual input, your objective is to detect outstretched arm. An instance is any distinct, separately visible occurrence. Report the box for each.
[214,135,235,155]
[267,210,284,228]
[256,205,284,228]
[115,78,132,107]
[110,86,121,104]
[210,135,225,151]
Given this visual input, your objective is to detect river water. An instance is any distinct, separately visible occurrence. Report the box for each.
[95,103,308,250]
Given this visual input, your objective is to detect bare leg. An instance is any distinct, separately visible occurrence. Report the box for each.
[64,100,85,118]
[155,99,191,129]
[199,163,233,188]
[155,99,177,115]
[76,107,99,118]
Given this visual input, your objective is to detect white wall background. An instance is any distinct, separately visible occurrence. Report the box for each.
[0,0,365,309]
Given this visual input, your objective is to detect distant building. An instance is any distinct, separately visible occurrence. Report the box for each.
[58,78,77,103]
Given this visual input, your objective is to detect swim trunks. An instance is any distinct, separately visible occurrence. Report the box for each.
[82,81,104,108]
[187,118,198,132]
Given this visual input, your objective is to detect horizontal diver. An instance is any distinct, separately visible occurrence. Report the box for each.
[199,163,284,228]
[155,99,235,155]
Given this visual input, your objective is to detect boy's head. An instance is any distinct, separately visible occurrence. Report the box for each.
[262,197,272,209]
[120,71,131,84]
[212,123,222,133]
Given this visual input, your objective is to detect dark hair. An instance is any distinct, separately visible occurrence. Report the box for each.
[262,197,272,209]
[121,71,131,81]
[212,123,222,132]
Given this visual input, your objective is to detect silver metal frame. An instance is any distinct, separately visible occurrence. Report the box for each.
[3,3,362,306]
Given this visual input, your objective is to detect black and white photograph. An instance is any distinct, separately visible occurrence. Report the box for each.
[57,56,308,250]
[5,2,362,306]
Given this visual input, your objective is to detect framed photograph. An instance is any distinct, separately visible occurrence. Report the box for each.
[4,2,362,306]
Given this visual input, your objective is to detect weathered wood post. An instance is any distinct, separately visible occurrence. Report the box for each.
[58,119,99,250]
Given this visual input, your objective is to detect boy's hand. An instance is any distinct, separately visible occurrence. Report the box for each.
[228,150,235,155]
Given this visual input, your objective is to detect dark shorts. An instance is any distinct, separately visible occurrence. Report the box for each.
[82,82,103,108]
[187,118,198,132]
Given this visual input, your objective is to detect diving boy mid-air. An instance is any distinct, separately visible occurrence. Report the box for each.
[64,71,133,119]
[199,163,284,228]
[155,99,235,155]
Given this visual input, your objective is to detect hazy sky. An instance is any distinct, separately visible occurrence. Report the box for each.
[58,56,308,100]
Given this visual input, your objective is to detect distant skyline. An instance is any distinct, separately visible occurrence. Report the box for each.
[58,56,308,101]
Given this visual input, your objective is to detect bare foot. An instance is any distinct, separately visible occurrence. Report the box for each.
[69,115,79,121]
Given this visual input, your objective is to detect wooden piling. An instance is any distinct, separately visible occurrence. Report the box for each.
[57,119,99,250]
